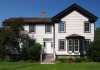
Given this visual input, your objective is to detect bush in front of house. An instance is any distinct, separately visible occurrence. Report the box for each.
[56,58,76,63]
[29,43,41,61]
[21,39,41,61]
[87,40,100,62]
[56,57,89,63]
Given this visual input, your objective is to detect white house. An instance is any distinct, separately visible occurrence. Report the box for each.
[3,4,97,63]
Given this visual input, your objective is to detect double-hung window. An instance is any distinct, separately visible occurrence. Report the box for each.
[59,39,66,50]
[45,24,52,33]
[59,21,66,33]
[84,21,91,33]
[85,39,91,50]
[29,25,35,32]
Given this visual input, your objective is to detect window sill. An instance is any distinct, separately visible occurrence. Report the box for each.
[58,49,66,51]
[68,51,79,54]
[74,51,79,54]
[59,31,66,33]
[84,31,91,33]
[45,32,52,34]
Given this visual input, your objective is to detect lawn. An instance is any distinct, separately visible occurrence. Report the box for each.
[0,61,100,70]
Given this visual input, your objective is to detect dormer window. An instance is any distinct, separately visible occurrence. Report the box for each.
[58,21,66,33]
[84,21,91,33]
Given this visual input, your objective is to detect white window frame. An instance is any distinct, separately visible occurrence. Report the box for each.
[74,39,79,53]
[68,39,79,53]
[68,39,73,53]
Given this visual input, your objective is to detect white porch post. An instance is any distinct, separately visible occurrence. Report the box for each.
[40,45,43,63]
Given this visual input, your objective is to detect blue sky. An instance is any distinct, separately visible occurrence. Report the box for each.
[0,0,99,27]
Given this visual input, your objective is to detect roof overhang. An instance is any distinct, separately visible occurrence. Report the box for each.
[52,3,98,23]
[3,17,53,26]
[66,34,85,39]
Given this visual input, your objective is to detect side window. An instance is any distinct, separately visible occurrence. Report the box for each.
[59,39,66,50]
[85,39,91,47]
[84,21,91,33]
[45,24,52,33]
[29,25,35,32]
[58,21,66,33]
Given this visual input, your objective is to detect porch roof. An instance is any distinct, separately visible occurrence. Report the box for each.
[66,34,84,39]
[3,17,52,25]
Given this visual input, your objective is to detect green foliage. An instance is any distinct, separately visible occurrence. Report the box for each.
[29,43,41,61]
[57,58,75,63]
[87,41,100,62]
[21,38,41,61]
[87,28,100,62]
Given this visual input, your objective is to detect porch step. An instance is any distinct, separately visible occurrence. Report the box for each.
[42,54,55,64]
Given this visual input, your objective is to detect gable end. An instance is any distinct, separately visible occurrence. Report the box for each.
[52,3,98,23]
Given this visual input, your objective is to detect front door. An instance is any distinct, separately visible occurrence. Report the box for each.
[44,42,53,54]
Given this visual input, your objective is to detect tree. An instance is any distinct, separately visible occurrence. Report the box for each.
[21,36,41,61]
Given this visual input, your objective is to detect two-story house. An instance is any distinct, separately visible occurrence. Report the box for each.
[3,3,97,63]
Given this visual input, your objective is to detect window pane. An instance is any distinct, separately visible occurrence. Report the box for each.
[59,39,65,50]
[29,25,35,32]
[68,39,73,51]
[74,40,79,51]
[59,21,65,32]
[45,25,51,33]
[69,45,73,51]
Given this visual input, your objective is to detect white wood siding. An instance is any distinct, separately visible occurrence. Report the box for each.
[55,11,94,55]
[23,11,95,56]
[23,24,54,45]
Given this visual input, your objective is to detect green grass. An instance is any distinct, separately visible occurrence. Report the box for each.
[0,61,99,70]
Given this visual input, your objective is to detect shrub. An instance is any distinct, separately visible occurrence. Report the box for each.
[56,58,75,63]
[29,43,41,61]
[74,57,88,62]
[21,39,41,61]
[87,40,100,62]
[57,58,67,63]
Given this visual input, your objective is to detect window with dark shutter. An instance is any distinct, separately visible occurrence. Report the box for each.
[59,39,66,50]
[45,24,52,33]
[85,39,91,47]
[84,21,91,33]
[29,25,35,32]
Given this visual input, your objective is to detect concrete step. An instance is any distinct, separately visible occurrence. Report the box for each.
[42,54,54,64]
